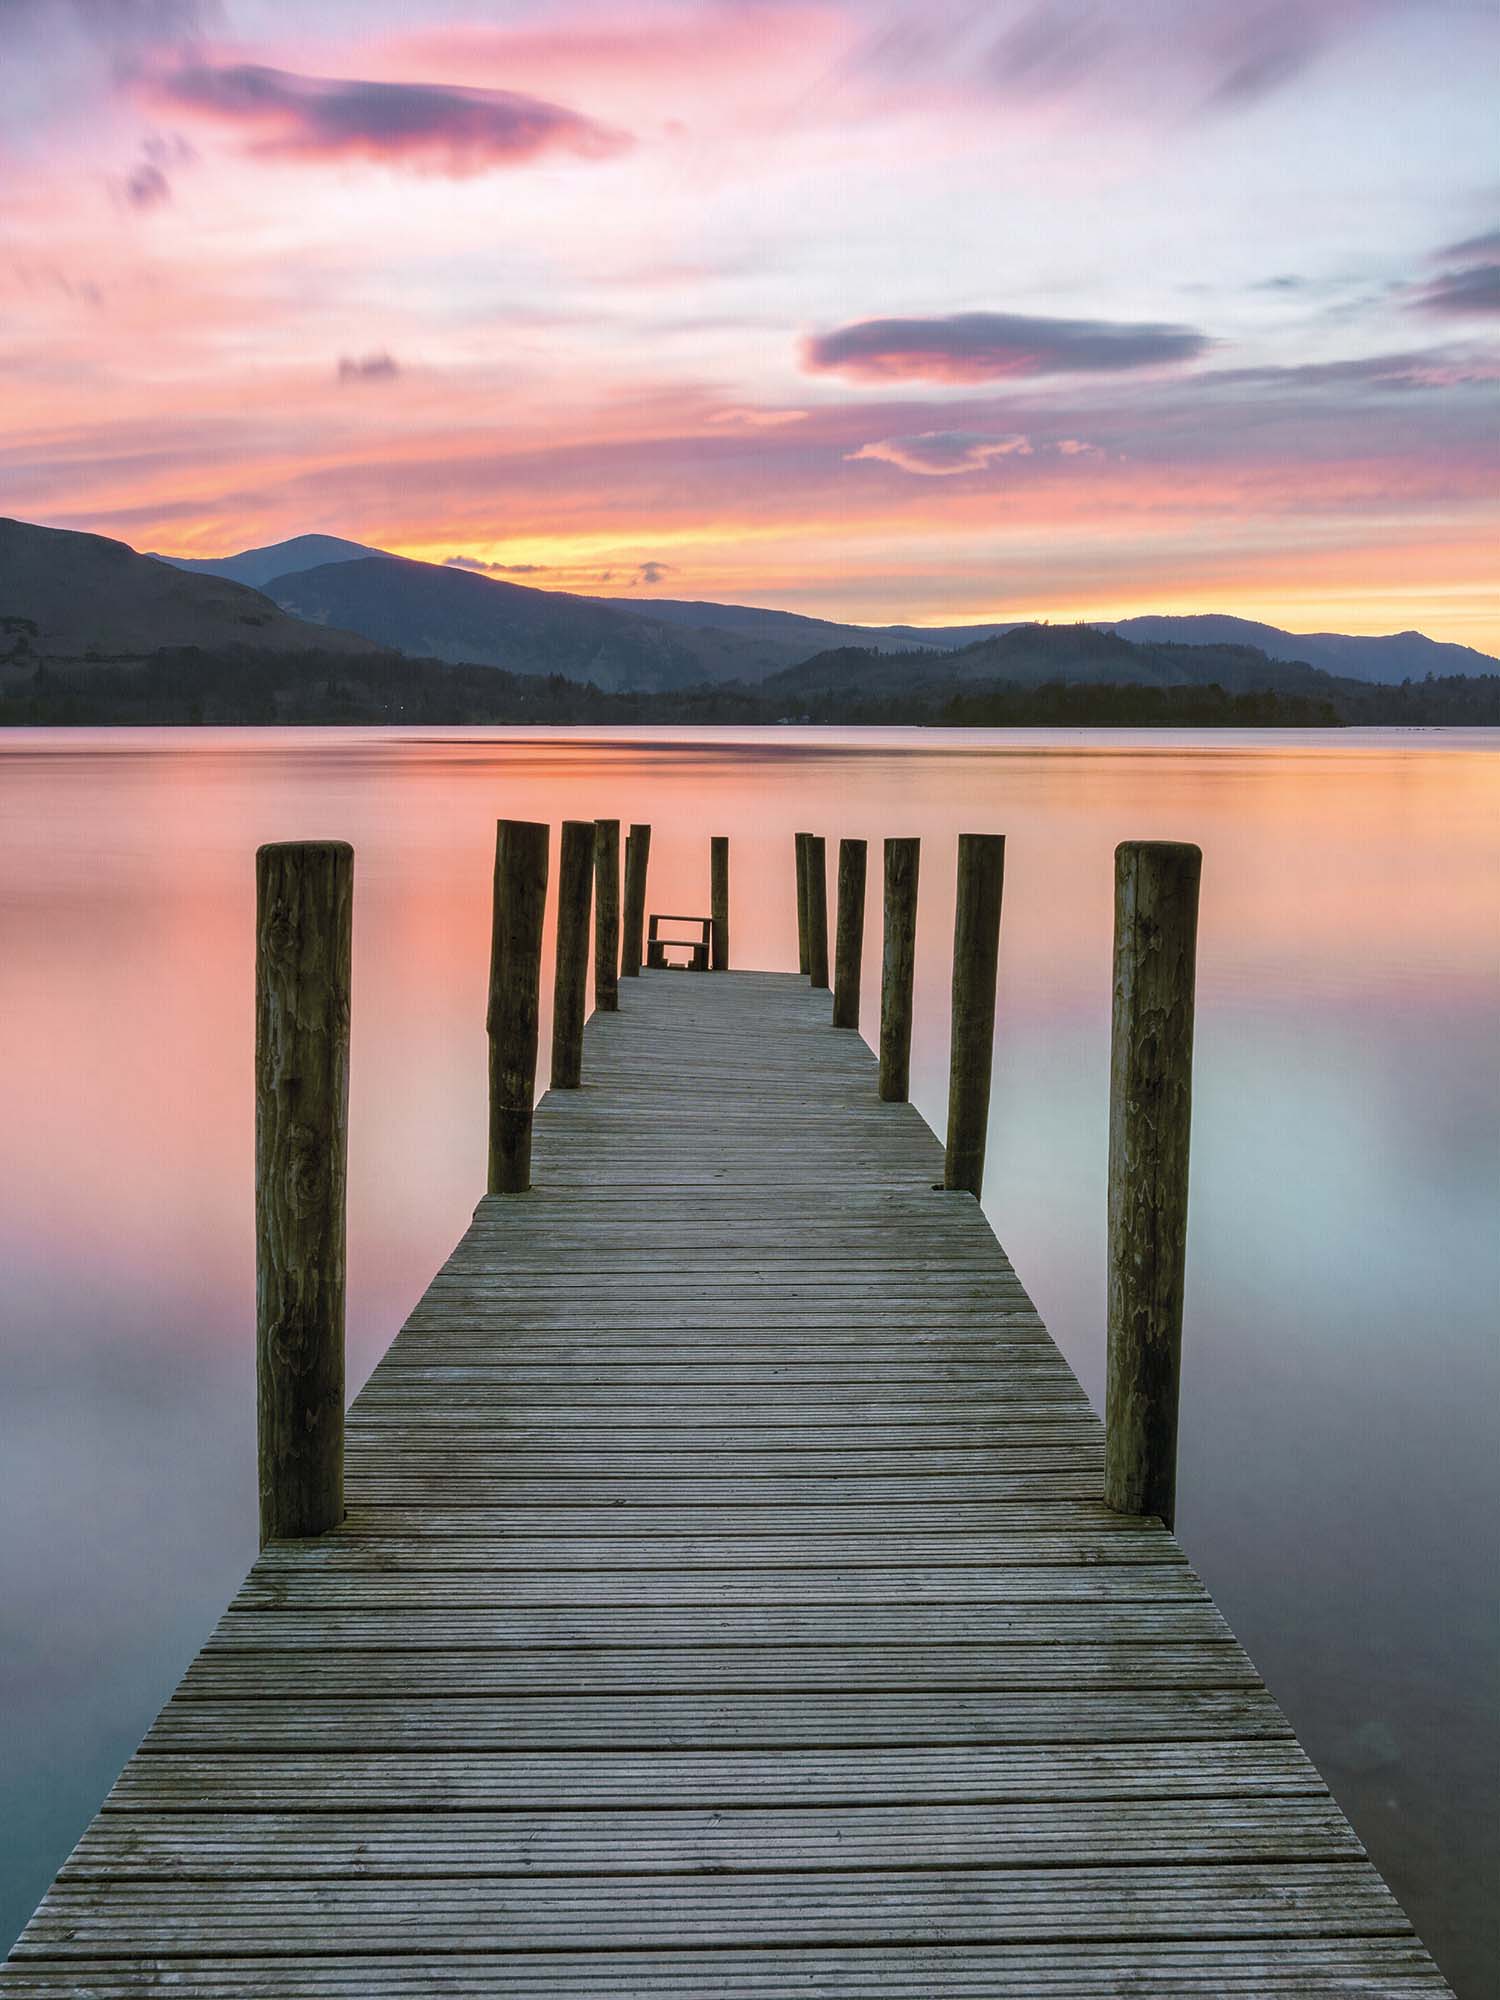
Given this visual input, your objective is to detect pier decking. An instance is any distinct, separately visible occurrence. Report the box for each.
[3,971,1451,1994]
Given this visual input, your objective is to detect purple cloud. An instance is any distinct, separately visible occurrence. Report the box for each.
[337,352,400,384]
[122,160,171,209]
[1436,227,1500,261]
[1412,262,1500,317]
[148,62,630,177]
[444,556,548,575]
[12,0,207,47]
[851,1,1407,118]
[804,311,1209,383]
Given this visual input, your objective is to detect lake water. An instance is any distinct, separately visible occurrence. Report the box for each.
[1,725,1496,1992]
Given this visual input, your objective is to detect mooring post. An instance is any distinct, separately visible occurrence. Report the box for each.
[621,822,651,977]
[944,833,1006,1197]
[1104,840,1202,1530]
[593,818,620,1013]
[254,839,352,1546]
[806,835,830,990]
[550,819,595,1090]
[711,836,730,970]
[794,831,811,974]
[833,837,868,1030]
[879,837,920,1102]
[487,818,550,1192]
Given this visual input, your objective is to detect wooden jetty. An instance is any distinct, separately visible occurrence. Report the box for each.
[2,830,1451,1996]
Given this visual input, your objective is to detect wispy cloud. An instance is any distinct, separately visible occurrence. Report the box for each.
[121,161,171,210]
[804,311,1209,383]
[337,351,400,383]
[11,0,210,49]
[115,131,194,211]
[1412,262,1500,317]
[849,0,1412,119]
[847,431,1035,476]
[708,406,810,429]
[444,555,548,575]
[144,61,631,176]
[1435,225,1500,262]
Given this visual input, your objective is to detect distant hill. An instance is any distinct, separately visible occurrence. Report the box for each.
[150,533,388,589]
[1096,614,1495,687]
[263,557,803,690]
[593,594,953,658]
[0,518,379,669]
[39,517,1499,692]
[767,624,1350,699]
[145,528,1500,686]
[601,601,1497,686]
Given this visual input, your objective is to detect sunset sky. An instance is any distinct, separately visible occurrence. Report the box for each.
[4,0,1498,647]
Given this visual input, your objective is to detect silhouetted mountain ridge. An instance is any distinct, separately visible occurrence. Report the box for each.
[151,534,388,588]
[263,557,796,690]
[0,518,380,668]
[767,625,1351,698]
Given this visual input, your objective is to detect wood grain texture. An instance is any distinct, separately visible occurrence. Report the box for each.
[254,840,351,1545]
[620,822,651,977]
[486,819,549,1193]
[711,835,730,970]
[1105,840,1201,1527]
[833,835,867,1029]
[806,834,830,989]
[944,832,1004,1199]
[3,966,1448,1997]
[794,829,811,973]
[549,819,595,1089]
[880,836,920,1101]
[592,818,621,1012]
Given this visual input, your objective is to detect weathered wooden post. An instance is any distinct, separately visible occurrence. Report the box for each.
[1104,840,1201,1530]
[487,818,550,1193]
[620,822,651,977]
[879,837,920,1101]
[711,836,730,970]
[593,818,620,1013]
[833,837,867,1030]
[944,833,1005,1197]
[255,839,352,1546]
[794,831,811,974]
[805,835,830,990]
[550,819,595,1089]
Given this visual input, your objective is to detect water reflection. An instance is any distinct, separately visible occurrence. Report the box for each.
[1,726,1496,1992]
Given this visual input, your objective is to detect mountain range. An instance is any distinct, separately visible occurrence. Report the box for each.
[4,520,1495,709]
[148,531,1495,688]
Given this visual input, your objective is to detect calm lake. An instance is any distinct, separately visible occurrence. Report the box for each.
[1,725,1496,1991]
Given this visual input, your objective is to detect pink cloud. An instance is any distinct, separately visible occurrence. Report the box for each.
[708,407,810,428]
[143,60,630,176]
[848,431,1035,476]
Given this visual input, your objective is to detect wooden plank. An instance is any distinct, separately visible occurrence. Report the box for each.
[0,1941,1454,1997]
[62,1797,1366,1875]
[205,1602,1240,1648]
[142,1690,1289,1753]
[225,1566,1208,1608]
[100,1740,1340,1812]
[13,1864,1414,1955]
[177,1642,1253,1698]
